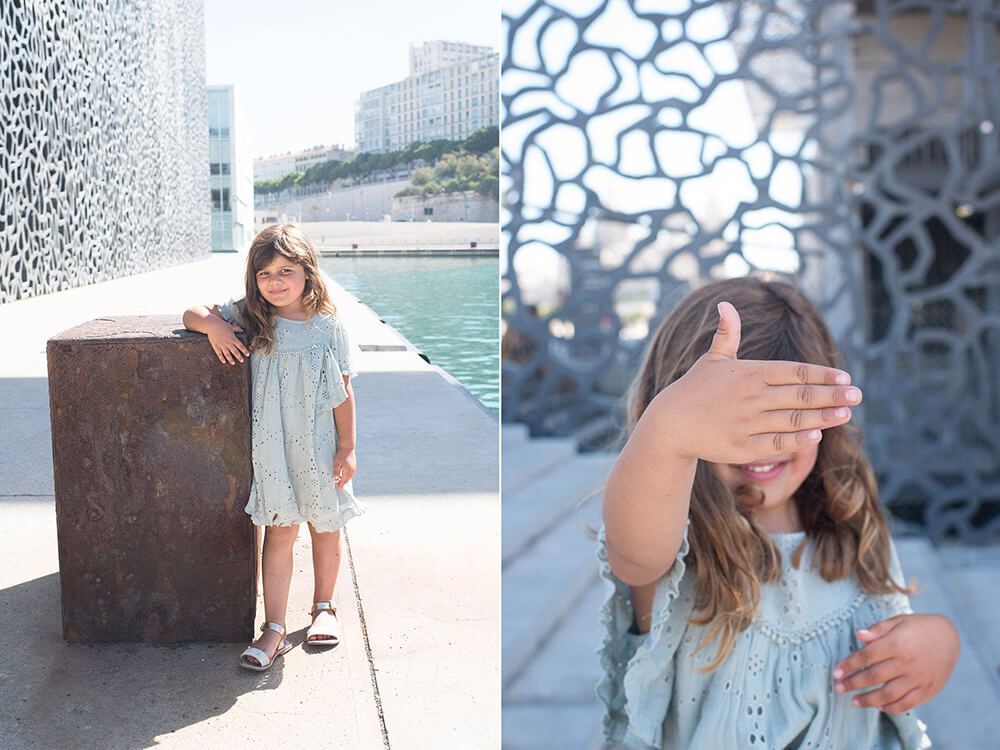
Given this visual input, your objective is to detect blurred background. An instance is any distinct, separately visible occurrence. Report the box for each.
[499,1,1000,747]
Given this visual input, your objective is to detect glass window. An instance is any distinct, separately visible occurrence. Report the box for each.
[210,163,220,175]
[211,189,221,210]
[221,163,230,175]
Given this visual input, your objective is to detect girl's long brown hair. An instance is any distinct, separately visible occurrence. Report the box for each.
[628,276,911,672]
[234,224,336,354]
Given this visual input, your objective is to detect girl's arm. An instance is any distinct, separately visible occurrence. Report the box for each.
[833,613,960,713]
[603,303,861,586]
[183,305,249,365]
[332,374,356,488]
[604,388,698,587]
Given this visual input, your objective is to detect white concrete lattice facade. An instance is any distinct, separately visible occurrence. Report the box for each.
[0,1,209,303]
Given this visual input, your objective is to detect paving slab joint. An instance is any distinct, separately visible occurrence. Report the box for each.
[346,527,391,749]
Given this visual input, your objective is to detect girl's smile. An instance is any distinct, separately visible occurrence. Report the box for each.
[256,256,307,317]
[736,459,787,481]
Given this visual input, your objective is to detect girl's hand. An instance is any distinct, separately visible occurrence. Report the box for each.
[205,309,250,365]
[662,301,861,465]
[333,448,356,489]
[833,613,960,713]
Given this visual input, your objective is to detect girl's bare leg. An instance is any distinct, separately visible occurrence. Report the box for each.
[307,523,342,640]
[244,523,299,666]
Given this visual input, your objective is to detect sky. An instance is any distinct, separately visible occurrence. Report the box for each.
[204,0,500,160]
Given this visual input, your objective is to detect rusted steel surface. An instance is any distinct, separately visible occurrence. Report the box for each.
[47,315,256,643]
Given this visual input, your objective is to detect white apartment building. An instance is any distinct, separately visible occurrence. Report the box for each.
[409,40,493,76]
[253,144,354,183]
[355,41,500,154]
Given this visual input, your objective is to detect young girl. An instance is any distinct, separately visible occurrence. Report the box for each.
[599,277,958,749]
[183,223,364,671]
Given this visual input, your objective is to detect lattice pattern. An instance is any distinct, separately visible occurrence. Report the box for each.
[0,1,209,303]
[502,0,1000,541]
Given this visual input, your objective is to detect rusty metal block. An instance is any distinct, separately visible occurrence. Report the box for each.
[47,315,256,643]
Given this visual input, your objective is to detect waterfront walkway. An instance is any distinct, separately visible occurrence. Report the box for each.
[294,220,498,255]
[0,254,499,749]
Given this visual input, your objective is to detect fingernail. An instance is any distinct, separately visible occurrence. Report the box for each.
[808,429,821,441]
[835,682,845,693]
[852,698,860,708]
[834,407,848,418]
[858,628,871,637]
[717,303,723,317]
[846,388,861,403]
[833,668,843,679]
[836,372,850,385]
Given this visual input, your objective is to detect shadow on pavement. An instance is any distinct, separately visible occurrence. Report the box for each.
[2,572,277,749]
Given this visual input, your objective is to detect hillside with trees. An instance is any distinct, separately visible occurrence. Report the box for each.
[394,147,498,201]
[254,126,498,198]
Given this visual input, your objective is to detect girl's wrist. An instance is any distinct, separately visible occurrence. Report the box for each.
[643,386,698,463]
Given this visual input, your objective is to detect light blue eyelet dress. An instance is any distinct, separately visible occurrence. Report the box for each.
[597,525,932,749]
[217,300,365,533]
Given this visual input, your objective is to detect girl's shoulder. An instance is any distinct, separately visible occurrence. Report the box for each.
[216,297,246,325]
[308,310,343,331]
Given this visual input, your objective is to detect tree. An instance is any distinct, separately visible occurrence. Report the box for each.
[434,153,459,181]
[456,153,481,179]
[411,167,434,186]
[477,175,499,200]
[463,126,499,155]
[277,172,303,192]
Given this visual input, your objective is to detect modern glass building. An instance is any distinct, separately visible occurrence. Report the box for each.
[208,85,253,252]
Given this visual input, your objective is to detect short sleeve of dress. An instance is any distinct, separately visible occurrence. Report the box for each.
[330,317,358,379]
[882,536,914,617]
[215,298,241,327]
[596,522,693,749]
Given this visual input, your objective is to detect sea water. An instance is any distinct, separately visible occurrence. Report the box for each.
[320,256,499,415]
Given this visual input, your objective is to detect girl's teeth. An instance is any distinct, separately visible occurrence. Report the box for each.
[746,464,777,473]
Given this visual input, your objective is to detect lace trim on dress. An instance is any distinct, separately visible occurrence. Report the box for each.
[756,591,867,646]
[596,522,691,749]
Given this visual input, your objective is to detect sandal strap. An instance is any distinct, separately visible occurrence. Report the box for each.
[311,602,336,615]
[261,621,286,636]
[241,646,272,668]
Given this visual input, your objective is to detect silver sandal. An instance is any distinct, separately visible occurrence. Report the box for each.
[306,602,341,646]
[239,621,293,671]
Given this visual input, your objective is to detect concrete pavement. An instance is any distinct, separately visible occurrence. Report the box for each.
[0,253,499,749]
